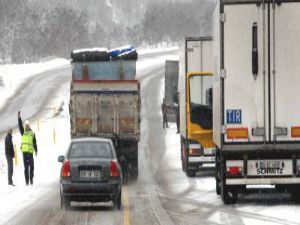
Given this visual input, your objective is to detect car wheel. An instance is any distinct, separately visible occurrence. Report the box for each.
[61,195,70,210]
[114,190,122,210]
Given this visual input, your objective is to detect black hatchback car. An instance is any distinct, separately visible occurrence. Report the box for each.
[58,137,122,209]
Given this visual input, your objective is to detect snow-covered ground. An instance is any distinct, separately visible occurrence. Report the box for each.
[0,86,70,224]
[0,59,70,110]
[160,71,300,225]
[0,48,178,225]
[1,47,300,225]
[137,46,178,55]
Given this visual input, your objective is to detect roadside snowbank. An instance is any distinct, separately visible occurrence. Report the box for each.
[0,88,70,225]
[137,46,179,55]
[0,59,70,110]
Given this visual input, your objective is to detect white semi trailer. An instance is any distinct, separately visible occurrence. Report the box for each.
[213,0,300,204]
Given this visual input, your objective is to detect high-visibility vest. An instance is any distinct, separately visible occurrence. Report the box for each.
[21,131,35,153]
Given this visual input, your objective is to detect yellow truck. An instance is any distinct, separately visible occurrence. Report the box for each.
[179,37,215,177]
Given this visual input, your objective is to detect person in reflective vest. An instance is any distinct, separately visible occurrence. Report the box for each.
[18,111,38,185]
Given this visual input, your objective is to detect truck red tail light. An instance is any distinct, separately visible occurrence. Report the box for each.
[62,160,71,177]
[110,160,119,177]
[227,166,242,176]
[189,148,201,155]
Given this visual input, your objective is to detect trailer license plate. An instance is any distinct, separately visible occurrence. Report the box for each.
[247,160,293,176]
[80,170,101,178]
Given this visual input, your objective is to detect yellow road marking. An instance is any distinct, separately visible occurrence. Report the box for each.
[123,185,131,225]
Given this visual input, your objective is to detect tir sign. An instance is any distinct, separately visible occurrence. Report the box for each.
[226,110,242,124]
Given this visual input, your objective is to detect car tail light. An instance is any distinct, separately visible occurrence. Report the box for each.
[227,166,242,176]
[110,160,119,177]
[62,160,71,177]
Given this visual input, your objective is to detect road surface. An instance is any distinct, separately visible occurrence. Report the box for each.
[1,52,300,225]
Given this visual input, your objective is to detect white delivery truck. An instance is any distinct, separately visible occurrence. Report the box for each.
[213,0,300,204]
[179,37,215,177]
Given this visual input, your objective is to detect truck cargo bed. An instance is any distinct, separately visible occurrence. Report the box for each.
[70,80,140,140]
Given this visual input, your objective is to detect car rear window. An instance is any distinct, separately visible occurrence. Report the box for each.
[68,142,112,159]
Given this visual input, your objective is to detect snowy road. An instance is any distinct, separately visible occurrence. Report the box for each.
[1,50,300,225]
[0,65,71,135]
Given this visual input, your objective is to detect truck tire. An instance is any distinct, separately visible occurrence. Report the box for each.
[216,178,221,195]
[182,139,189,173]
[215,147,221,195]
[291,190,300,203]
[180,140,185,172]
[220,158,237,204]
[130,142,138,180]
[131,155,138,180]
[186,169,196,177]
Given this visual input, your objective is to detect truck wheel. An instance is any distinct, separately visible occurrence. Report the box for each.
[221,179,237,204]
[215,148,221,195]
[186,169,196,177]
[181,144,185,171]
[216,178,221,195]
[132,153,138,179]
[181,139,187,172]
[291,191,300,203]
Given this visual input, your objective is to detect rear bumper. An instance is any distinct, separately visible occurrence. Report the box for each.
[227,177,300,185]
[222,143,300,152]
[189,156,215,163]
[61,181,121,201]
[188,156,215,170]
[221,148,300,183]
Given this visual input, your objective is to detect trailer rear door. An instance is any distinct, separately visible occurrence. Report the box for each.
[223,1,300,144]
[271,2,300,142]
[223,3,267,143]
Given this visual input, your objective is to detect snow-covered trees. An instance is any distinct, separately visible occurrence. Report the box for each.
[140,0,214,46]
[0,0,90,63]
[0,0,214,63]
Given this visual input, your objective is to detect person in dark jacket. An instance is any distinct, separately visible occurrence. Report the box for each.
[161,98,169,129]
[5,128,15,186]
[18,111,38,185]
[174,104,180,134]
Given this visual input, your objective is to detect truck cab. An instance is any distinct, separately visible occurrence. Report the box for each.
[180,72,215,177]
[179,37,215,177]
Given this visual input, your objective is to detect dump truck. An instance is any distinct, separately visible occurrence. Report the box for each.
[69,47,140,179]
[178,37,215,177]
[213,0,300,204]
